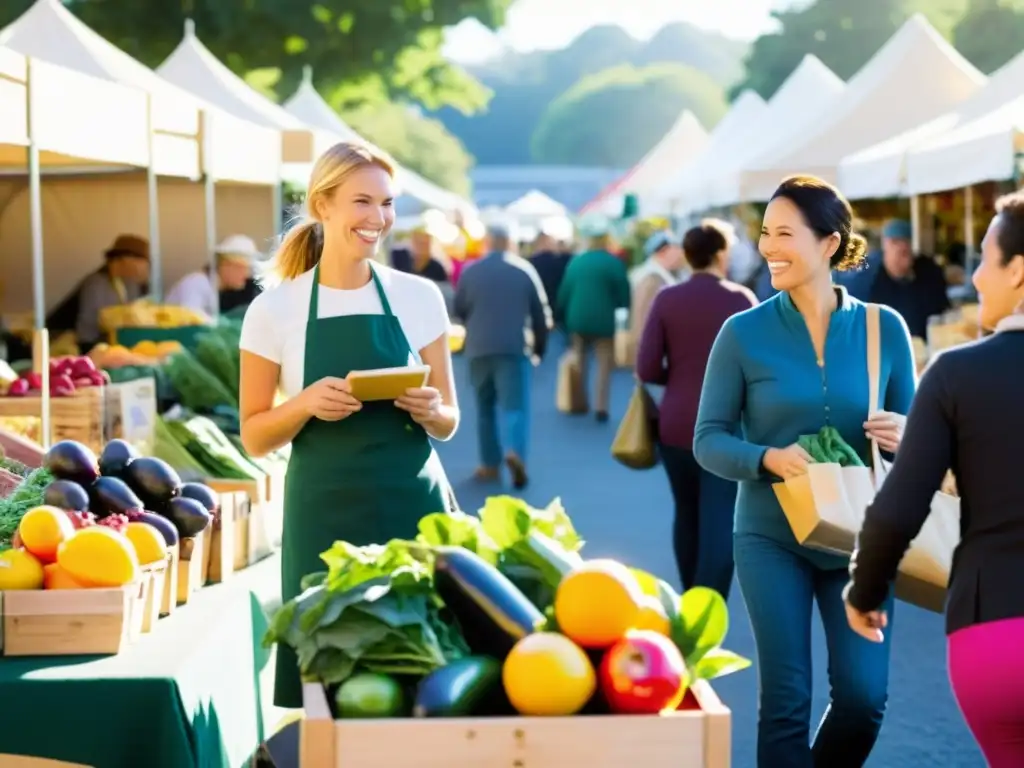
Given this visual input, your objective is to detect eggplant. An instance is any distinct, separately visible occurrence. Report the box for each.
[89,476,144,517]
[179,482,218,513]
[44,440,100,485]
[433,547,544,659]
[133,511,179,548]
[98,439,139,478]
[124,457,182,508]
[412,656,508,717]
[161,496,212,539]
[42,479,91,512]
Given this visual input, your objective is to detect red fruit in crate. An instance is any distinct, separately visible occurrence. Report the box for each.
[25,372,42,390]
[97,513,129,534]
[599,630,689,715]
[68,510,97,530]
[6,378,30,396]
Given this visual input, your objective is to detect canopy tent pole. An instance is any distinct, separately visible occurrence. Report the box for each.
[145,94,163,299]
[25,57,49,447]
[964,185,975,276]
[200,109,218,315]
[910,195,922,253]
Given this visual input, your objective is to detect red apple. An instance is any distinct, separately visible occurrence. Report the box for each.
[599,629,689,715]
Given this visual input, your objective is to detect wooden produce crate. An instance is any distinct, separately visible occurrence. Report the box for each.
[299,680,730,768]
[206,491,248,583]
[175,533,207,605]
[161,546,179,617]
[0,581,147,656]
[206,471,283,568]
[0,387,105,454]
[139,556,169,633]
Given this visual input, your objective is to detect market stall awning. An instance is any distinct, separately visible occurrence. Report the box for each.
[709,55,845,209]
[841,48,1024,199]
[0,0,279,184]
[738,15,984,202]
[282,67,476,215]
[504,189,567,218]
[157,20,327,172]
[652,90,768,214]
[0,46,149,171]
[580,110,708,216]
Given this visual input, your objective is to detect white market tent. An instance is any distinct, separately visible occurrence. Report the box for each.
[282,67,475,215]
[0,0,281,306]
[904,49,1024,195]
[504,189,567,219]
[0,45,151,324]
[581,110,708,216]
[738,15,985,203]
[841,49,1024,199]
[707,55,845,209]
[652,89,768,214]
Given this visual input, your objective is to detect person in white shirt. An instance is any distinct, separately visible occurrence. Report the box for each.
[165,234,258,318]
[237,141,458,711]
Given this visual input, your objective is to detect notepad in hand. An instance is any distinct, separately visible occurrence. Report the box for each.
[347,365,430,401]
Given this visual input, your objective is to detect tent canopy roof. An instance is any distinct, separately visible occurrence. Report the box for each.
[505,189,567,217]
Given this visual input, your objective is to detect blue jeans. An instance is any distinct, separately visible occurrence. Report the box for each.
[660,445,736,599]
[734,533,894,768]
[468,355,530,468]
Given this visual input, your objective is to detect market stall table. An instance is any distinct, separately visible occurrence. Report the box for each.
[0,569,272,768]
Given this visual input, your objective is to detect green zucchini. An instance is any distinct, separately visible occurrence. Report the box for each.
[412,656,507,717]
[433,547,544,659]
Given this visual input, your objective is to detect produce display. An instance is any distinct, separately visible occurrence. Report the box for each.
[91,340,184,370]
[0,438,219,575]
[265,496,750,721]
[98,301,209,332]
[2,357,108,397]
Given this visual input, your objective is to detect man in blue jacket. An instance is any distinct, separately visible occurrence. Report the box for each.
[836,218,949,339]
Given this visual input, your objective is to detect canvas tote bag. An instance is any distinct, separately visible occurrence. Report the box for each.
[611,383,659,469]
[555,349,587,414]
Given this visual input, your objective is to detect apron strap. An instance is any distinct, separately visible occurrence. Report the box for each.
[369,264,417,360]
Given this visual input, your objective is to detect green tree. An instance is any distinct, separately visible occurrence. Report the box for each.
[530,63,728,167]
[729,0,970,101]
[343,103,474,196]
[0,0,509,114]
[953,0,1024,73]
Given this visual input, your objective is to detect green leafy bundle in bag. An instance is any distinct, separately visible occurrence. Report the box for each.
[797,426,864,467]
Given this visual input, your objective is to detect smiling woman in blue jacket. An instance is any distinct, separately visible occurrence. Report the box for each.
[693,176,917,767]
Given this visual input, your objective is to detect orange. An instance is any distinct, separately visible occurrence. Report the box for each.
[18,505,76,564]
[554,559,645,648]
[0,548,45,590]
[502,633,595,716]
[632,595,672,636]
[43,563,89,589]
[57,527,139,587]
[124,522,167,565]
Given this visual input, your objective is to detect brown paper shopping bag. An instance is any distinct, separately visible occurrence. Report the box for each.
[894,491,960,612]
[611,383,658,469]
[555,350,587,414]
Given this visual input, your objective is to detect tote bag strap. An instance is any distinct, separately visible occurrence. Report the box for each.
[865,303,887,488]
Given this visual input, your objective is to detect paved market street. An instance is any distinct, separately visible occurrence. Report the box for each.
[435,347,984,767]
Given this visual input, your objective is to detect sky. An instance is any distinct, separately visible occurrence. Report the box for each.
[443,0,794,63]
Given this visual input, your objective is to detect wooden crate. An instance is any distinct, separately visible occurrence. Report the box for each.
[0,581,147,656]
[299,680,730,768]
[205,473,282,567]
[0,387,105,453]
[0,757,93,767]
[206,491,248,583]
[139,556,169,633]
[175,533,207,604]
[161,546,179,617]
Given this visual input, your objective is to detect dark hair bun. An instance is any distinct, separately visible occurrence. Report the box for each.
[834,232,868,272]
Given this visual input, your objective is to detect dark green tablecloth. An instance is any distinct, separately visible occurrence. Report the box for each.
[0,576,271,768]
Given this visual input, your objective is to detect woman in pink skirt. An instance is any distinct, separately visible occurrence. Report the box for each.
[845,190,1024,767]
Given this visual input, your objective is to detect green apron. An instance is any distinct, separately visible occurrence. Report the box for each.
[274,263,450,707]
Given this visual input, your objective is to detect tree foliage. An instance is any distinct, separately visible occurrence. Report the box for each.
[530,63,728,167]
[0,0,511,114]
[953,0,1024,73]
[343,104,474,196]
[728,0,975,101]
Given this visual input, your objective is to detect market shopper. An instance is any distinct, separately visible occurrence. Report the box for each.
[165,234,259,319]
[238,142,458,709]
[636,220,756,599]
[626,229,684,365]
[846,191,1024,767]
[694,175,916,766]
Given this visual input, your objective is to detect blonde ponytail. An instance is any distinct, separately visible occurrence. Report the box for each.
[262,220,322,286]
[261,141,395,287]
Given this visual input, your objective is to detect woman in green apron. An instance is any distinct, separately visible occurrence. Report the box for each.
[237,143,459,708]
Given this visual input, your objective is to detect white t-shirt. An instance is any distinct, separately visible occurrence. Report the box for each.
[239,265,449,397]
